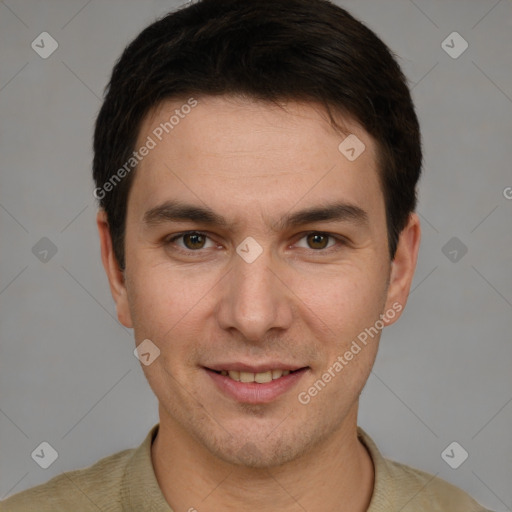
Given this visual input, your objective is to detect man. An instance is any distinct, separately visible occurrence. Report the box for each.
[1,0,493,510]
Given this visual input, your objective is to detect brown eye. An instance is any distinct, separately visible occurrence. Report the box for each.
[294,232,341,252]
[306,233,330,250]
[166,231,215,252]
[182,232,207,250]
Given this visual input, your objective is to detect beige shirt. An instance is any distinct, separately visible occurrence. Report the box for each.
[1,424,492,511]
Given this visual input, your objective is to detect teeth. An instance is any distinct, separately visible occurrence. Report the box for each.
[240,371,255,383]
[255,371,272,383]
[222,369,292,383]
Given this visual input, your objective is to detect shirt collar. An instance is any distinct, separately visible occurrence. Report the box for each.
[357,426,395,511]
[121,423,172,511]
[121,424,387,511]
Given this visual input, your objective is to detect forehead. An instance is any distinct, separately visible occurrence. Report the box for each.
[129,95,383,226]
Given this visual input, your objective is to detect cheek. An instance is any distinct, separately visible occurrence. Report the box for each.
[125,259,218,358]
[125,262,185,335]
[296,262,388,338]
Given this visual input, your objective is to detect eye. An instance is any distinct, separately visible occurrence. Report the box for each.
[165,230,345,255]
[295,232,341,251]
[166,231,216,251]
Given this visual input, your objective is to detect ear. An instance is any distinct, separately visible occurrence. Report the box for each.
[383,213,421,326]
[96,209,133,328]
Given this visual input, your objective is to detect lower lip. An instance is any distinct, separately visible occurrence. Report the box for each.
[205,368,308,404]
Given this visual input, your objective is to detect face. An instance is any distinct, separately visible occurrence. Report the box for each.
[98,95,419,468]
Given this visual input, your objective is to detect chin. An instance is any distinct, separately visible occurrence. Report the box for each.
[200,422,319,469]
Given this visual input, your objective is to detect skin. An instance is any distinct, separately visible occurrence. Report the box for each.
[97,95,421,512]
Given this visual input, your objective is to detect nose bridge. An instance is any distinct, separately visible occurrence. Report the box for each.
[217,242,292,339]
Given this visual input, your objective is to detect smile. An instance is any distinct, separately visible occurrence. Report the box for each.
[204,366,309,404]
[213,369,293,383]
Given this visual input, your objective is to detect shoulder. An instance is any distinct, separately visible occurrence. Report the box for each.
[357,427,494,512]
[0,447,135,512]
[383,457,492,511]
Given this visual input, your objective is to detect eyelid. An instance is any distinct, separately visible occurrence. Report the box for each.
[293,231,343,250]
[165,230,347,254]
[166,231,216,251]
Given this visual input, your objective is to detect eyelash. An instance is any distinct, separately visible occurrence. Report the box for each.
[165,231,346,256]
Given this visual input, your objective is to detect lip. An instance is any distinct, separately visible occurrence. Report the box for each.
[205,362,304,373]
[204,366,309,404]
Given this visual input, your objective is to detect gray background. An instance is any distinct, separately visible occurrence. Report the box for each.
[1,0,511,509]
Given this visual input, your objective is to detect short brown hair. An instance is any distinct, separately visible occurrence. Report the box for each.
[93,0,422,270]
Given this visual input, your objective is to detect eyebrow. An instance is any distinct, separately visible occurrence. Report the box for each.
[142,200,369,231]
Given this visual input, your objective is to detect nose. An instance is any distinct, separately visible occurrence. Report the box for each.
[216,244,294,342]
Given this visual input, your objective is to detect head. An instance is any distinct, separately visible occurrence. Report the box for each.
[94,0,422,468]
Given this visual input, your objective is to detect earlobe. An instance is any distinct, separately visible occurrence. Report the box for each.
[383,213,421,326]
[96,209,133,328]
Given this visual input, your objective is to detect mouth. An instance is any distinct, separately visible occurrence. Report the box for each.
[207,367,304,383]
[203,365,309,404]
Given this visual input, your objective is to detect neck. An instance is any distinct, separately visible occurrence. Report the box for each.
[151,403,374,512]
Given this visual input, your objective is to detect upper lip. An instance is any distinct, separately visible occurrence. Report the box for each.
[205,362,307,373]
